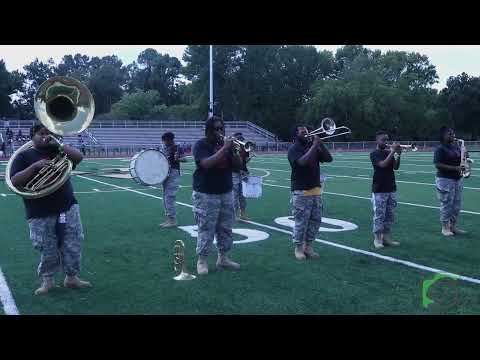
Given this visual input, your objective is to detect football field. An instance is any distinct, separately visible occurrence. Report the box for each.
[1,151,479,315]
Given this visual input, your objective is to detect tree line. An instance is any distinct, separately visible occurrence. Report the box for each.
[1,45,479,141]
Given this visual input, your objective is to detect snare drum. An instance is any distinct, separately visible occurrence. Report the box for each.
[129,149,170,186]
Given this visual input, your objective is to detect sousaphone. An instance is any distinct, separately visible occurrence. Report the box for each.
[5,76,95,199]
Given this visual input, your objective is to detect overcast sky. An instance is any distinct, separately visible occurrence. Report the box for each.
[1,45,479,90]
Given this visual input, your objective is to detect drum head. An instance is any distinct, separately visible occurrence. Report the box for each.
[130,149,169,186]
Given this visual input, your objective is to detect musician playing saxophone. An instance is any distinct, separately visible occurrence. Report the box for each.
[434,126,467,236]
[9,122,91,295]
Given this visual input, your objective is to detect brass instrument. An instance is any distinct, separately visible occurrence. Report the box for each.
[5,76,95,199]
[173,240,196,281]
[220,135,256,153]
[305,118,352,141]
[386,143,418,152]
[456,138,474,178]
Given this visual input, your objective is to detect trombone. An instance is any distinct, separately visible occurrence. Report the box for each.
[305,118,352,141]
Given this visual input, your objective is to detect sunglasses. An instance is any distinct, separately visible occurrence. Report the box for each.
[214,126,224,131]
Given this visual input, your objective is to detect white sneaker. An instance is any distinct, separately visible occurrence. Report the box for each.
[373,234,384,249]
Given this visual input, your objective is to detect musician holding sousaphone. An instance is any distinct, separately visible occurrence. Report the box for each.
[288,118,343,260]
[6,77,94,295]
[192,116,243,275]
[434,126,469,236]
[159,132,187,228]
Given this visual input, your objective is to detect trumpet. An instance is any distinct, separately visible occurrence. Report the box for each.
[305,118,352,141]
[386,143,418,152]
[220,135,256,153]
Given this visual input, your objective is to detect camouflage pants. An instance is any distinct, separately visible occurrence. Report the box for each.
[232,172,246,215]
[371,192,397,234]
[435,177,463,227]
[27,204,84,280]
[162,169,180,220]
[291,193,322,245]
[192,191,234,257]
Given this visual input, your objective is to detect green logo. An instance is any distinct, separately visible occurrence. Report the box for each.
[422,273,459,309]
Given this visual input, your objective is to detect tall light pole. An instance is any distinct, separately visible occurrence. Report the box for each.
[208,45,213,118]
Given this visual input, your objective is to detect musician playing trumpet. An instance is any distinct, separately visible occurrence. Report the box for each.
[434,126,467,236]
[370,131,401,249]
[192,116,242,275]
[9,123,91,295]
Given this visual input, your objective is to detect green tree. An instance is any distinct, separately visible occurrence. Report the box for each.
[111,89,161,119]
[128,48,182,106]
[0,60,24,117]
[88,55,128,115]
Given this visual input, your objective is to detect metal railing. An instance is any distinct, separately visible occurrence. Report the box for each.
[2,140,480,159]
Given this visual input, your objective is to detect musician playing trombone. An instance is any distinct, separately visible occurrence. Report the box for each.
[370,131,401,249]
[192,116,242,275]
[9,122,91,295]
[434,126,467,236]
[288,125,332,260]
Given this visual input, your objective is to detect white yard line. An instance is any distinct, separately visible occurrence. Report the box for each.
[262,183,480,216]
[77,175,480,286]
[325,174,480,191]
[250,161,480,177]
[0,266,19,315]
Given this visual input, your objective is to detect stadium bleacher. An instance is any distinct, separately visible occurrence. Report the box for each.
[0,120,276,149]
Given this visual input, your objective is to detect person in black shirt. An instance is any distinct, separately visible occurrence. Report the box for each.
[287,125,332,260]
[192,116,242,275]
[370,131,401,249]
[9,122,91,295]
[159,132,186,228]
[231,132,251,220]
[434,126,467,236]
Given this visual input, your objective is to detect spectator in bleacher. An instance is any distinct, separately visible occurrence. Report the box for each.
[192,115,242,275]
[6,127,13,142]
[232,132,251,220]
[159,132,187,228]
[78,134,86,156]
[16,129,23,142]
[0,140,5,157]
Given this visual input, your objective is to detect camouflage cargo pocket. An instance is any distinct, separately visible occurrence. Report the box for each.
[291,195,306,218]
[192,191,208,224]
[436,178,452,204]
[27,218,45,251]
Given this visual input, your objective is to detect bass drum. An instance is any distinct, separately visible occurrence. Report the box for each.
[129,149,170,186]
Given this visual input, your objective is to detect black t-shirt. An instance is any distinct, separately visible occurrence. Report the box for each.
[193,138,233,194]
[370,149,397,193]
[10,147,78,219]
[165,144,184,171]
[434,143,462,180]
[287,142,323,191]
